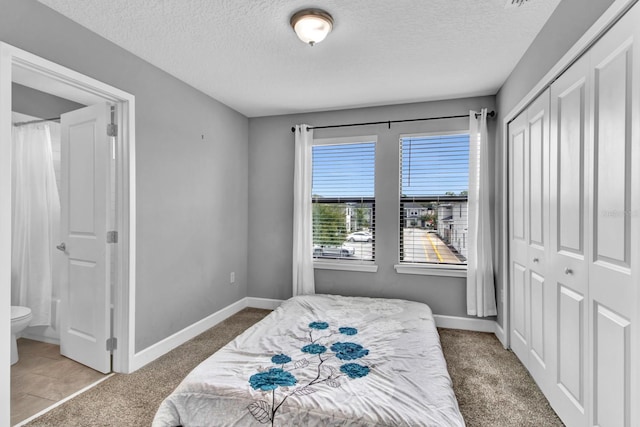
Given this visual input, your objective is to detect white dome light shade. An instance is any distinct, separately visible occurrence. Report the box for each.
[290,9,334,46]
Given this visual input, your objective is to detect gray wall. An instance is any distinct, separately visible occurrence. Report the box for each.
[248,96,496,318]
[1,0,249,352]
[494,0,615,326]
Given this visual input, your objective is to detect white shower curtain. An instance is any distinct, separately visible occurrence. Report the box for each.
[467,109,497,317]
[11,123,60,326]
[292,124,315,296]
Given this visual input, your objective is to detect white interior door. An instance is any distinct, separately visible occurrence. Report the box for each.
[59,103,111,374]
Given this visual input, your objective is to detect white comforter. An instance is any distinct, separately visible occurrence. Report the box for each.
[153,294,465,426]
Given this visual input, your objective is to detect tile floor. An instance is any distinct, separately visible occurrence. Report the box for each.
[10,338,107,426]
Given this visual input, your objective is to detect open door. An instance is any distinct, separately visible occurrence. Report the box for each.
[58,103,112,374]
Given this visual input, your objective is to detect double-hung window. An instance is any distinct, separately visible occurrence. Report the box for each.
[398,132,469,274]
[312,136,376,268]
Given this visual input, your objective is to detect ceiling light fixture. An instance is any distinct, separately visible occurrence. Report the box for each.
[290,9,334,46]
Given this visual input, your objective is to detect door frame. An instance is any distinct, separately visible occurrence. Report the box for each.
[0,43,136,392]
[498,0,638,350]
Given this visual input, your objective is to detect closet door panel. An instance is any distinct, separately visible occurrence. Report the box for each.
[593,42,632,267]
[529,111,545,247]
[530,271,546,365]
[511,125,527,242]
[509,112,530,363]
[550,53,590,427]
[588,5,639,425]
[557,285,584,406]
[511,262,528,355]
[557,82,586,255]
[526,92,552,388]
[593,304,630,427]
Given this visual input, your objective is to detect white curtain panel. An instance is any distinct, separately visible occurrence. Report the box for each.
[292,124,315,296]
[11,123,60,326]
[467,109,497,317]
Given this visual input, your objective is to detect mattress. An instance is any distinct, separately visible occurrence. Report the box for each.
[153,294,465,426]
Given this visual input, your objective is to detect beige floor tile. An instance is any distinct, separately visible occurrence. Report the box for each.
[11,392,56,426]
[11,356,57,379]
[16,339,59,358]
[11,339,108,425]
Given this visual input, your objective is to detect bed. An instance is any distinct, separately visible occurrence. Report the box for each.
[153,294,465,426]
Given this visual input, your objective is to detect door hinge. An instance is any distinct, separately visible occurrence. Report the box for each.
[106,337,117,351]
[107,123,118,137]
[107,230,118,244]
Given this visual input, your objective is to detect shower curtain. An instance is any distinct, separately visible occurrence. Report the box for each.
[11,123,60,326]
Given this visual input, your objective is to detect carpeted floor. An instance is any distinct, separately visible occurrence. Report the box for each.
[23,308,563,426]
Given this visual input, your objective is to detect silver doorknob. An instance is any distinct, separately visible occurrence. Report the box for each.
[533,257,539,263]
[564,268,573,275]
[56,242,66,252]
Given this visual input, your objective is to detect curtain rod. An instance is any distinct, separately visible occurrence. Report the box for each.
[290,110,495,132]
[13,117,60,127]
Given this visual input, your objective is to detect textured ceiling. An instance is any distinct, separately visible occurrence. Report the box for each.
[37,0,561,117]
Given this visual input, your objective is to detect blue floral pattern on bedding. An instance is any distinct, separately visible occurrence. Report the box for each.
[247,321,370,425]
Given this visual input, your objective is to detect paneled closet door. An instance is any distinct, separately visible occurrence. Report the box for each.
[549,53,590,427]
[509,110,530,366]
[587,4,639,426]
[509,89,552,395]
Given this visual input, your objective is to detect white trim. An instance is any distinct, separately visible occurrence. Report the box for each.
[130,298,249,372]
[434,314,497,333]
[314,261,379,273]
[246,297,283,310]
[0,43,13,426]
[12,374,115,427]
[394,264,467,278]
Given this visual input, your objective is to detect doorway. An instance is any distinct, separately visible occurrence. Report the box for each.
[1,42,136,424]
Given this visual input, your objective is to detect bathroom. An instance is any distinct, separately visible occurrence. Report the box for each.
[10,83,107,426]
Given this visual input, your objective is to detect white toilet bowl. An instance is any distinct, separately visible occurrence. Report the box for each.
[11,306,32,365]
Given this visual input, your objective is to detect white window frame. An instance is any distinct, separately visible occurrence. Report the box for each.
[312,135,378,273]
[395,130,469,278]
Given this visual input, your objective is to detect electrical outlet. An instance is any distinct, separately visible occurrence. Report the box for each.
[230,272,235,284]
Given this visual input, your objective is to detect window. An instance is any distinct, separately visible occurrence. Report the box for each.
[399,133,469,267]
[312,137,375,264]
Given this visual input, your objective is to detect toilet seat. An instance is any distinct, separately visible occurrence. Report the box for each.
[11,306,32,322]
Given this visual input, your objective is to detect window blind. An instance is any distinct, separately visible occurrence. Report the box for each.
[399,134,469,265]
[312,141,375,261]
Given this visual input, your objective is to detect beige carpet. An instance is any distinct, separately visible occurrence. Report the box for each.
[23,308,563,426]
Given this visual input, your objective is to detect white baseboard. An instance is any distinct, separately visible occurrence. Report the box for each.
[130,297,249,372]
[21,331,60,346]
[434,314,498,334]
[246,297,283,310]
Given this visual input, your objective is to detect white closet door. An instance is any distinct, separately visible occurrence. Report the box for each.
[523,92,552,394]
[549,53,590,427]
[509,91,552,392]
[509,110,530,365]
[587,5,639,426]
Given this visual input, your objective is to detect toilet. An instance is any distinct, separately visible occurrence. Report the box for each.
[11,306,32,365]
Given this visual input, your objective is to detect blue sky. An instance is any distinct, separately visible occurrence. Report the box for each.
[311,134,469,199]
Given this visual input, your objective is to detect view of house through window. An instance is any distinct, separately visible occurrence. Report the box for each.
[312,138,375,262]
[399,133,469,265]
